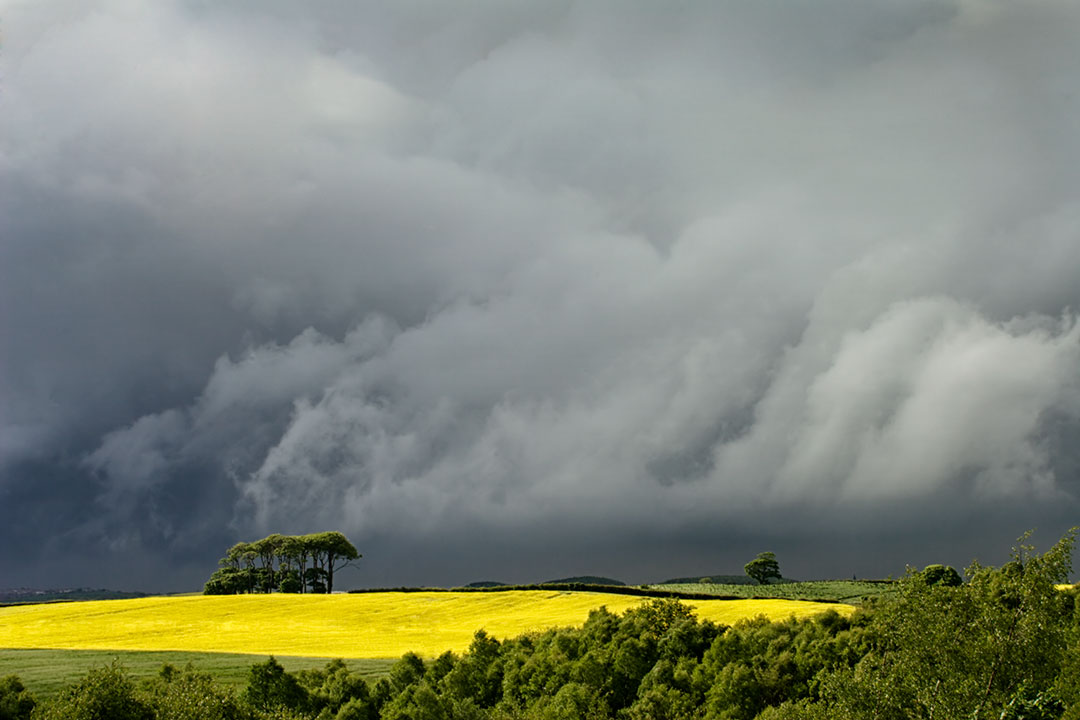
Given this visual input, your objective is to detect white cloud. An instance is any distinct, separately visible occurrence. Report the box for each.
[758,298,1080,502]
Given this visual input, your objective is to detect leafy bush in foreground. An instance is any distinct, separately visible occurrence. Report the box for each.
[146,665,251,720]
[33,663,153,720]
[0,675,35,720]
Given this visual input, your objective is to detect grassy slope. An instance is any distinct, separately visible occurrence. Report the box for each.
[0,648,393,702]
[649,580,895,604]
[0,591,851,659]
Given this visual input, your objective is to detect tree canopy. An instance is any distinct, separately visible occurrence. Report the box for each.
[204,532,360,595]
[744,552,782,585]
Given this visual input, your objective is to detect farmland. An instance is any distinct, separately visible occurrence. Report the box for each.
[0,648,395,701]
[649,579,896,604]
[0,591,851,658]
[0,532,1076,720]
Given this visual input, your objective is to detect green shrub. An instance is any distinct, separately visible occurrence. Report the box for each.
[820,529,1078,720]
[144,665,250,720]
[0,676,35,720]
[242,658,308,714]
[34,663,152,720]
[920,564,962,587]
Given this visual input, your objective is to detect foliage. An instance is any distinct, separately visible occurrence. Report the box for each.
[698,611,867,720]
[295,658,375,718]
[1056,586,1080,719]
[33,662,153,720]
[0,675,35,720]
[204,568,250,596]
[919,564,962,587]
[242,658,308,714]
[143,664,251,720]
[997,683,1066,720]
[815,528,1079,720]
[205,532,360,595]
[744,553,782,586]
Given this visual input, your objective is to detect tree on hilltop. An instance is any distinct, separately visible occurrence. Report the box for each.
[313,531,361,594]
[279,535,310,593]
[204,531,360,594]
[252,534,286,593]
[745,551,783,585]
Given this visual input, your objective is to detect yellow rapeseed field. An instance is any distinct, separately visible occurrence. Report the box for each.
[0,592,851,659]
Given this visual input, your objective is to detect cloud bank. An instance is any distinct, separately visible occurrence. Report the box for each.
[2,0,1079,589]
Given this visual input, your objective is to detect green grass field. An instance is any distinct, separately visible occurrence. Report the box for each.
[0,648,395,701]
[649,580,896,604]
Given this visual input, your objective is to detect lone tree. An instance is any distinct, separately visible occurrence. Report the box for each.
[744,551,782,585]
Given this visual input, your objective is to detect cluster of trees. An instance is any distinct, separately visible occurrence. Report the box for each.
[8,529,1078,720]
[204,532,360,595]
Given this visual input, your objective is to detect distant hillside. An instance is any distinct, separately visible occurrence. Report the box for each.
[463,581,508,588]
[0,588,149,605]
[543,576,625,586]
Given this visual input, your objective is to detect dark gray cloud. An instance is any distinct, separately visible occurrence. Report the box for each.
[2,0,1080,591]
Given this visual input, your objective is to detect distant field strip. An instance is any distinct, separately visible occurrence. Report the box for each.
[0,592,851,658]
[651,580,896,604]
[0,649,395,702]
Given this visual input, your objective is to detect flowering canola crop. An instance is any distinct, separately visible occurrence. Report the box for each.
[0,592,852,658]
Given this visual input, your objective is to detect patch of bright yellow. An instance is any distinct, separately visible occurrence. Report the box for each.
[0,592,852,659]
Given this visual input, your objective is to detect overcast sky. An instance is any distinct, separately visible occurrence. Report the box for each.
[2,0,1079,592]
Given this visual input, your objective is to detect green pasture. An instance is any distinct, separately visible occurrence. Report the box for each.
[0,648,394,702]
[650,579,896,604]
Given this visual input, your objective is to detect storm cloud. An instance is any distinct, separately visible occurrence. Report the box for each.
[2,0,1080,591]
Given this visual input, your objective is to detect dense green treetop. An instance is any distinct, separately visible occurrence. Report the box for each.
[744,552,783,585]
[0,675,36,720]
[204,532,360,595]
